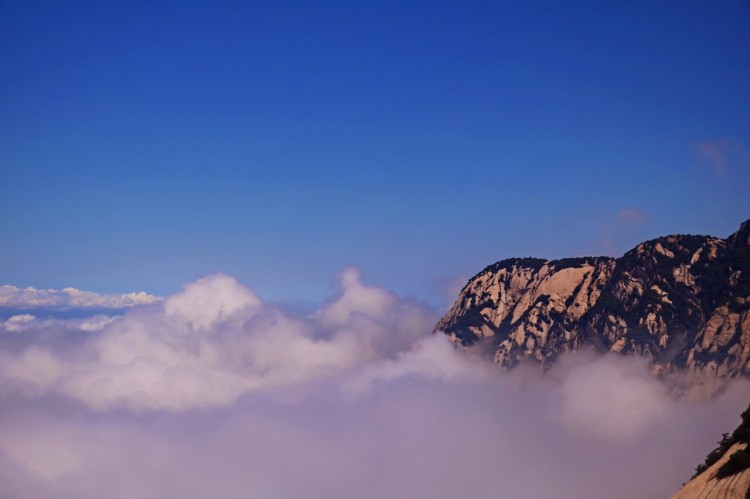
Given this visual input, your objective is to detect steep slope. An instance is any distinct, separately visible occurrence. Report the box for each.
[436,218,750,374]
[672,404,750,498]
[671,442,750,499]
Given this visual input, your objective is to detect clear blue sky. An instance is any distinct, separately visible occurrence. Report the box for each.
[2,0,749,303]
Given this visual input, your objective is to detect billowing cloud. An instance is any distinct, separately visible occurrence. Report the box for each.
[0,269,441,411]
[0,284,159,311]
[0,270,748,498]
[2,314,36,333]
[557,354,670,438]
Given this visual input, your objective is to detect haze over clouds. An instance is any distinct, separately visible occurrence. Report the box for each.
[1,270,749,498]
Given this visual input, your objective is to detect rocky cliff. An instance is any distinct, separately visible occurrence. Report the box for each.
[436,218,750,375]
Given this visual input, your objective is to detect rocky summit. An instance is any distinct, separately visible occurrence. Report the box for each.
[436,218,750,376]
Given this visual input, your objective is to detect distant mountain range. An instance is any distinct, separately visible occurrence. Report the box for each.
[436,218,750,377]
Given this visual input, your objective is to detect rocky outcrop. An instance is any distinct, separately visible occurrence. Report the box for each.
[671,442,750,499]
[672,404,750,498]
[436,218,750,375]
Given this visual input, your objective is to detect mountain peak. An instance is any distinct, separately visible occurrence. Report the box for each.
[730,218,750,247]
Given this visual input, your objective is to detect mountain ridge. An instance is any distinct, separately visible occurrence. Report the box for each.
[436,218,750,377]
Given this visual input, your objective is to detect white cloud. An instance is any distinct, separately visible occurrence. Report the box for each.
[345,333,487,394]
[0,268,441,411]
[163,273,261,331]
[2,314,36,333]
[0,284,159,311]
[557,354,670,439]
[1,270,749,498]
[316,267,397,327]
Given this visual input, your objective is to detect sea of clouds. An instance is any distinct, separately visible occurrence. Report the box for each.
[1,268,749,498]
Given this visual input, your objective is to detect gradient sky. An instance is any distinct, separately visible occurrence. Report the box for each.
[2,0,749,303]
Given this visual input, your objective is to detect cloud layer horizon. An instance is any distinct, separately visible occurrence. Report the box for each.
[1,270,748,498]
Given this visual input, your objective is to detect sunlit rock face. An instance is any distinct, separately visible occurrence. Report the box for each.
[437,218,750,375]
[672,403,750,499]
[671,442,750,499]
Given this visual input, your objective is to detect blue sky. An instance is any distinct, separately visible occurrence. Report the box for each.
[2,0,749,304]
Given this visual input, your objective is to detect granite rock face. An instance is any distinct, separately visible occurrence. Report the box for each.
[671,442,750,499]
[672,403,750,498]
[436,219,750,375]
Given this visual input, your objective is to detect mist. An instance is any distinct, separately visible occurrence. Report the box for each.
[1,269,748,498]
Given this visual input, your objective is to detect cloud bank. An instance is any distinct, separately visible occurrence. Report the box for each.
[0,284,159,312]
[1,269,749,498]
